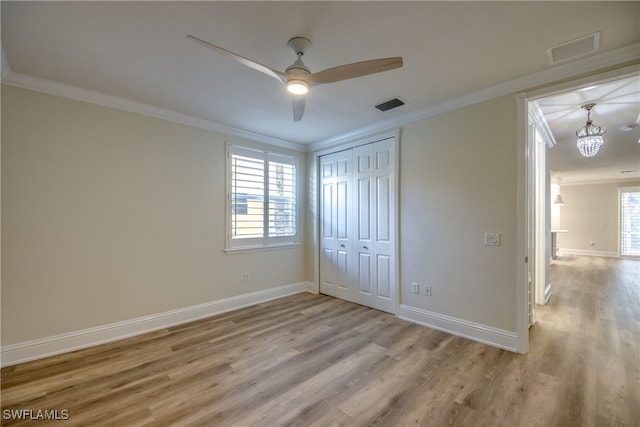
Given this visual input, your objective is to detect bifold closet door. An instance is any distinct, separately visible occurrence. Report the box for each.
[319,138,396,314]
[353,140,395,313]
[319,150,353,302]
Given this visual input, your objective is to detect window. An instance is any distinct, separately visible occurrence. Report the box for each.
[620,187,640,257]
[227,144,297,250]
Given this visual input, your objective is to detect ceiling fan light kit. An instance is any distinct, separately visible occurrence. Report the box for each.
[286,80,309,95]
[187,34,403,122]
[575,103,606,157]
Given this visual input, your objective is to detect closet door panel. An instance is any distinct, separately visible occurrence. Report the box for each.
[337,249,350,291]
[321,248,335,287]
[357,178,371,241]
[322,183,333,238]
[371,139,395,313]
[320,170,338,297]
[319,151,353,301]
[376,175,391,243]
[358,253,372,294]
[337,181,349,240]
[376,254,392,299]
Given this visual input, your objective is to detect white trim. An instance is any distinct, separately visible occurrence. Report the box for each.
[560,177,640,187]
[398,305,518,353]
[528,102,556,148]
[516,94,530,354]
[315,129,398,157]
[1,282,314,367]
[224,243,300,254]
[393,129,401,315]
[523,63,640,103]
[309,151,321,297]
[3,42,637,153]
[1,71,305,152]
[557,248,618,258]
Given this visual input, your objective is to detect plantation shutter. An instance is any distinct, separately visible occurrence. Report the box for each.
[228,145,297,249]
[268,153,297,240]
[620,188,640,257]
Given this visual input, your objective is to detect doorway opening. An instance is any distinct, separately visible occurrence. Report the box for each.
[519,65,640,352]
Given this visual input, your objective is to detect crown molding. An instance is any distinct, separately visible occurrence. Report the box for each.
[310,42,640,152]
[3,42,638,154]
[557,176,640,187]
[528,102,557,148]
[1,70,305,152]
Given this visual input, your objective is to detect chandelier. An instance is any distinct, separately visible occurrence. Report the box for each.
[575,103,606,157]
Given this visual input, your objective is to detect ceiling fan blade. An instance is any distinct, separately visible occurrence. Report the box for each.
[307,57,403,84]
[187,34,286,83]
[292,95,305,122]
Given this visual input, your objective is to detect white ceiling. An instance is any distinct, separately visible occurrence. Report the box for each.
[535,75,640,184]
[2,1,639,182]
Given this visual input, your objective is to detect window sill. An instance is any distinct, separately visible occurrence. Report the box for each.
[224,243,300,255]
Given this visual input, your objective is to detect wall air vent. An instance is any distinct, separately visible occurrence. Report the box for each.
[546,32,600,65]
[375,97,405,112]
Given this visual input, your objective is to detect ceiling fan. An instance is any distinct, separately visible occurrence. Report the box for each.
[187,34,403,122]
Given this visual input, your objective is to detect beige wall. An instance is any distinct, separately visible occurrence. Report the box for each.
[1,86,307,345]
[557,180,640,254]
[399,95,518,332]
[2,85,521,347]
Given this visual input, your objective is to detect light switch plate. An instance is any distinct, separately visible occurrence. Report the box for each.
[485,233,500,246]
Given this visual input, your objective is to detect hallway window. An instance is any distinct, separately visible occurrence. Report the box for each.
[619,187,640,257]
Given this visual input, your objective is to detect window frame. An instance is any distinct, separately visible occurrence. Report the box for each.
[226,143,299,252]
[619,186,640,258]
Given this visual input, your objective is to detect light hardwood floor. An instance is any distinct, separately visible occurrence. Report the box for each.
[2,256,638,426]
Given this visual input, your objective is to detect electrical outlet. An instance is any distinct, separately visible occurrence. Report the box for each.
[411,282,419,294]
[243,272,250,283]
[424,284,432,296]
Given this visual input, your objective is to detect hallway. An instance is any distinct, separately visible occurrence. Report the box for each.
[531,255,639,425]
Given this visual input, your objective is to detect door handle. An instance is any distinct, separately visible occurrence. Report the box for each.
[340,244,346,248]
[363,246,369,250]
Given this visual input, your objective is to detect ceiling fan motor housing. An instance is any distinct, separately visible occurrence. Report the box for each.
[286,37,312,77]
[287,37,312,55]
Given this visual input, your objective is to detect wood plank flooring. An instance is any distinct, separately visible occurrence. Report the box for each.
[1,255,638,426]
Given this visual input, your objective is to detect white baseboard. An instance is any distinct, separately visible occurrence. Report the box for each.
[557,248,618,258]
[1,282,314,367]
[398,305,518,352]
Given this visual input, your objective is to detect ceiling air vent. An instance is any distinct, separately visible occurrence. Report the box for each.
[546,32,600,65]
[375,97,405,112]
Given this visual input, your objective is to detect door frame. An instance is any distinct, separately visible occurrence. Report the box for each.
[530,106,555,307]
[516,64,640,354]
[313,129,400,314]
